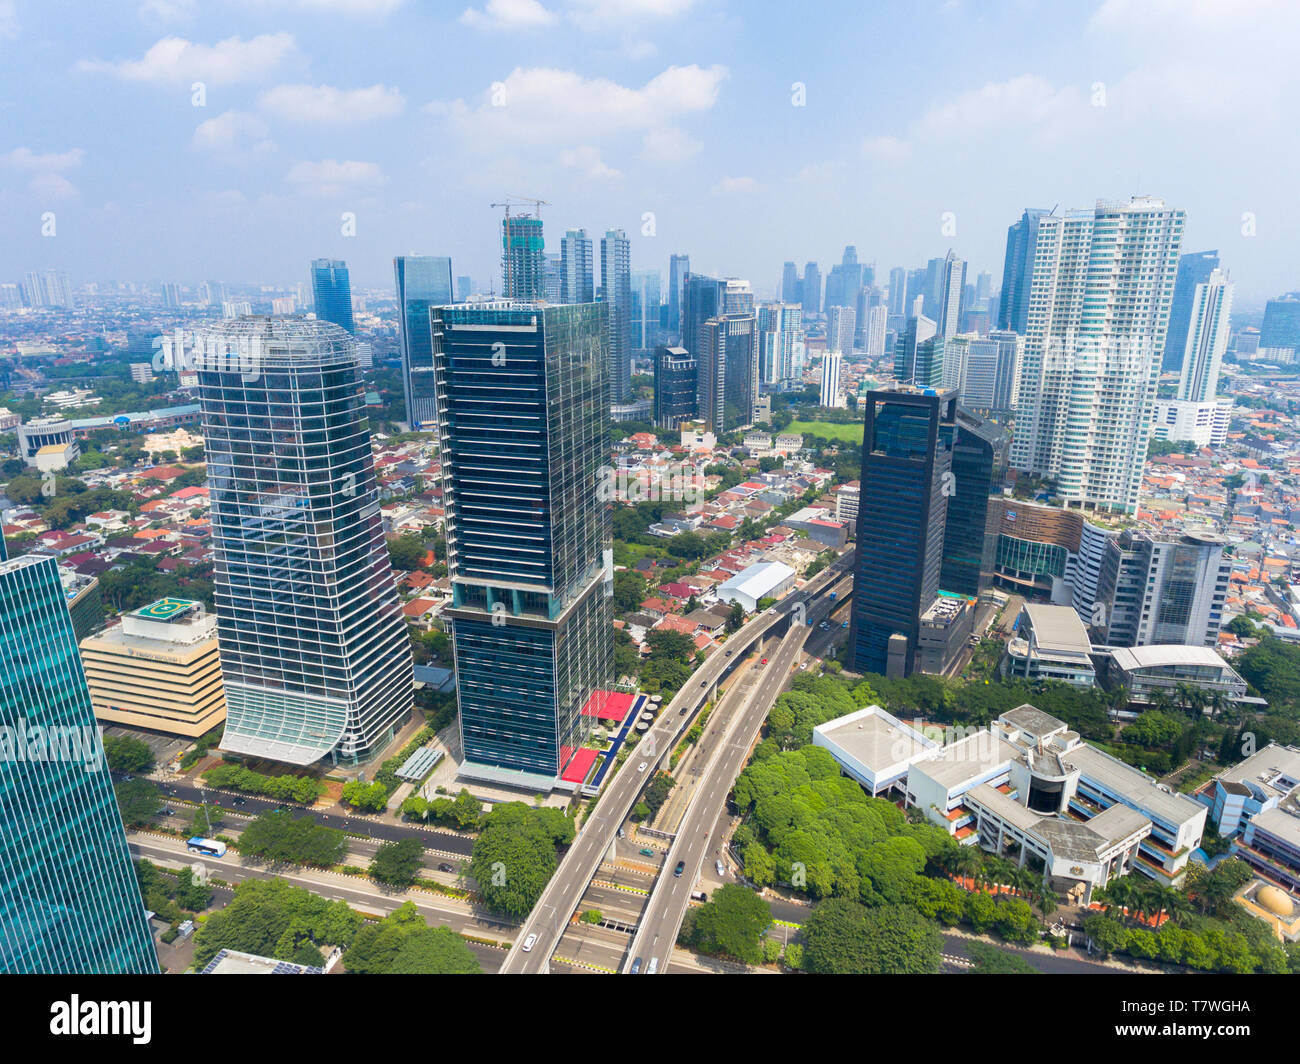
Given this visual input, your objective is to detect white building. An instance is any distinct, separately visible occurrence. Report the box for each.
[715,560,796,612]
[812,705,938,796]
[820,351,843,408]
[1178,268,1233,403]
[1002,603,1096,687]
[864,304,888,360]
[1149,397,1230,448]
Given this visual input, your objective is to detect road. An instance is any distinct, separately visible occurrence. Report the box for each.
[498,551,854,974]
[623,585,845,973]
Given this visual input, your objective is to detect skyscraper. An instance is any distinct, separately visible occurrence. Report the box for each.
[801,261,821,316]
[820,351,843,408]
[699,314,758,432]
[544,253,563,303]
[1010,197,1184,513]
[631,268,661,350]
[394,255,453,431]
[1177,268,1233,402]
[601,228,633,404]
[653,345,698,429]
[888,267,908,318]
[827,304,856,354]
[432,302,612,786]
[502,214,545,300]
[960,330,1022,413]
[682,272,724,366]
[1163,250,1220,372]
[934,250,966,340]
[864,304,888,360]
[893,315,942,388]
[997,208,1050,334]
[561,227,595,304]
[757,302,802,385]
[824,246,863,313]
[0,553,158,973]
[781,261,801,304]
[668,253,690,337]
[851,387,956,676]
[310,258,355,334]
[939,410,1008,596]
[1259,292,1300,358]
[197,318,413,766]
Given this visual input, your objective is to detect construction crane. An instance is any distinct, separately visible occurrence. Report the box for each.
[491,195,551,298]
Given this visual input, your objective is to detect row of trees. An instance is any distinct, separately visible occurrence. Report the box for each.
[201,764,326,804]
[468,803,576,919]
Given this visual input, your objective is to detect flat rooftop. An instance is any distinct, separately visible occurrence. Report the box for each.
[912,732,1020,790]
[999,704,1068,740]
[1068,743,1206,830]
[1218,743,1300,798]
[814,706,936,773]
[1022,603,1093,659]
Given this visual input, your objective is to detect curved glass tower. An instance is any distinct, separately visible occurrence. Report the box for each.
[196,317,412,766]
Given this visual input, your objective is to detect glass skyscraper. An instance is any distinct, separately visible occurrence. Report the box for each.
[310,258,355,335]
[0,553,158,974]
[601,228,633,404]
[502,214,545,301]
[394,254,454,430]
[561,227,594,304]
[432,302,613,788]
[699,314,758,432]
[1163,250,1219,373]
[668,253,690,338]
[653,345,697,429]
[196,317,412,766]
[996,208,1049,334]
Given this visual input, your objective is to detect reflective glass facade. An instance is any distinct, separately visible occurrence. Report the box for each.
[395,255,453,430]
[0,554,158,973]
[433,303,613,782]
[197,318,412,766]
[310,258,355,335]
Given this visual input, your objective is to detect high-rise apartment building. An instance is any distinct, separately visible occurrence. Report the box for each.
[820,351,843,408]
[1177,268,1233,402]
[0,553,158,973]
[432,302,612,786]
[601,228,633,403]
[757,302,802,385]
[310,258,355,334]
[502,214,545,300]
[864,304,888,361]
[698,314,758,432]
[827,304,856,355]
[653,345,698,429]
[997,208,1050,334]
[1164,250,1220,372]
[1010,197,1185,513]
[196,318,412,766]
[561,228,594,304]
[394,255,453,431]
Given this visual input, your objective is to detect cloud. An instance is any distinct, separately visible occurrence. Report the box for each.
[860,135,910,163]
[259,83,405,123]
[565,0,699,31]
[76,34,297,86]
[0,1,16,40]
[192,110,274,153]
[460,0,557,30]
[285,158,386,196]
[2,148,84,199]
[138,0,197,24]
[910,74,1084,142]
[711,175,756,196]
[641,125,701,162]
[28,173,79,200]
[249,0,406,12]
[427,64,727,147]
[559,145,621,179]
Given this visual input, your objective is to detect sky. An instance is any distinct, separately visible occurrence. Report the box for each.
[1,0,1297,306]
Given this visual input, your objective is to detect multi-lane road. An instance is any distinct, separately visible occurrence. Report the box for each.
[498,552,854,974]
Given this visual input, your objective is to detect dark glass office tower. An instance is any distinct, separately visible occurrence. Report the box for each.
[197,318,412,766]
[851,387,956,677]
[601,228,633,404]
[801,261,821,315]
[894,315,943,388]
[502,215,545,300]
[394,255,453,430]
[653,345,697,429]
[938,409,1008,596]
[668,254,690,338]
[996,208,1049,334]
[699,315,757,433]
[682,272,724,367]
[1163,250,1220,372]
[0,553,157,973]
[310,258,355,334]
[432,302,613,788]
[781,261,800,304]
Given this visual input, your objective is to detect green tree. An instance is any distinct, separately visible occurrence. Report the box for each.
[114,778,162,826]
[103,735,156,774]
[802,898,942,974]
[965,941,1038,973]
[370,837,425,889]
[685,885,772,965]
[469,803,574,919]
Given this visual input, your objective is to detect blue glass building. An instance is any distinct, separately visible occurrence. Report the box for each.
[1163,250,1219,372]
[196,317,412,766]
[394,255,454,430]
[432,302,613,788]
[0,553,158,973]
[996,208,1050,334]
[310,258,355,335]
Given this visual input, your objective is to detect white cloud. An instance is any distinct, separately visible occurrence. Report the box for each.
[192,110,274,153]
[910,74,1084,142]
[2,147,85,171]
[28,173,79,200]
[794,160,839,183]
[285,158,386,196]
[259,83,405,123]
[76,34,297,86]
[460,0,557,30]
[138,0,198,24]
[711,175,755,196]
[860,134,910,163]
[566,0,698,31]
[641,125,701,162]
[559,145,621,179]
[427,64,727,147]
[250,0,406,12]
[0,1,17,40]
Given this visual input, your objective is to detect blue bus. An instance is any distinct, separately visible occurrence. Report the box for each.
[186,837,227,858]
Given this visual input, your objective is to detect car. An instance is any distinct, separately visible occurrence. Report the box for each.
[760,657,768,664]
[841,620,848,628]
[521,933,538,953]
[716,859,726,877]
[700,680,707,687]
[438,863,455,873]
[630,957,643,974]
[160,807,176,816]
[639,848,656,857]
[617,827,625,839]
[647,957,659,975]
[724,649,732,656]
[673,860,685,877]
[232,796,246,806]
[637,761,648,773]
[679,706,688,715]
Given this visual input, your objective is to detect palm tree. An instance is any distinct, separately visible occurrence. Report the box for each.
[1164,889,1195,927]
[1037,878,1060,927]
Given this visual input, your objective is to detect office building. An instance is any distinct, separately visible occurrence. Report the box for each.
[781,261,801,305]
[682,273,724,365]
[502,214,545,301]
[820,351,843,408]
[757,302,802,385]
[394,255,453,431]
[1002,602,1097,687]
[698,314,758,433]
[668,254,690,337]
[1259,292,1300,359]
[432,302,613,788]
[631,268,661,350]
[893,315,943,388]
[997,208,1050,334]
[864,304,888,360]
[933,250,966,340]
[653,345,697,430]
[801,261,821,316]
[1177,268,1233,402]
[455,275,472,302]
[561,227,594,304]
[1010,197,1184,513]
[939,409,1007,596]
[1149,398,1230,448]
[851,387,956,676]
[309,258,354,334]
[827,304,856,355]
[0,553,158,973]
[823,246,864,314]
[196,317,413,766]
[17,416,76,465]
[80,598,226,738]
[601,228,633,403]
[887,267,908,318]
[1196,744,1300,892]
[1164,251,1220,372]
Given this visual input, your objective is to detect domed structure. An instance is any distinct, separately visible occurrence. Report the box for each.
[1256,884,1295,917]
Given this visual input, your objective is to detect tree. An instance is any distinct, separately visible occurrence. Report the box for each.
[370,837,425,889]
[470,803,574,919]
[966,941,1038,973]
[388,925,481,974]
[238,810,349,867]
[192,878,361,968]
[685,885,772,965]
[103,736,155,774]
[803,898,942,974]
[386,534,426,572]
[114,779,162,826]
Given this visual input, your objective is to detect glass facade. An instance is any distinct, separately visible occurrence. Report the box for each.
[699,314,757,433]
[502,215,545,301]
[939,410,1007,596]
[433,303,613,782]
[0,554,158,973]
[601,228,633,404]
[395,255,453,430]
[653,345,697,429]
[197,318,412,766]
[310,258,355,335]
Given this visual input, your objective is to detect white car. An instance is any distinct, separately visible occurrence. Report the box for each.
[637,761,648,773]
[521,933,537,953]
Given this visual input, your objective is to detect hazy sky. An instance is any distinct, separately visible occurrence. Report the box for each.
[1,0,1296,305]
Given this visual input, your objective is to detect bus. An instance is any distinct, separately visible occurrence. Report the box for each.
[186,837,227,858]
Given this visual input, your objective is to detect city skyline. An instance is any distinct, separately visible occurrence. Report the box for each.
[0,2,1297,306]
